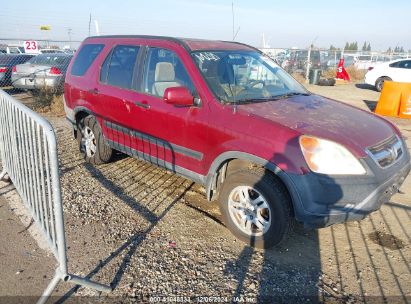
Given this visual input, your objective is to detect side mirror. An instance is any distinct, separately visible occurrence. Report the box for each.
[163,86,194,107]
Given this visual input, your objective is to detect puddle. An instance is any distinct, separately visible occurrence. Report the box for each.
[368,231,405,250]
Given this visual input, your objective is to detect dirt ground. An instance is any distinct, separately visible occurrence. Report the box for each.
[0,83,410,303]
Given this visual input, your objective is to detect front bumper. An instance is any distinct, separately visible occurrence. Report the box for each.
[285,140,411,228]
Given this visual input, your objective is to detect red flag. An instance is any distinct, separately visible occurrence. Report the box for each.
[336,58,350,81]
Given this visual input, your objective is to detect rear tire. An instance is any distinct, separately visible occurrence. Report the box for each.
[218,168,294,249]
[375,77,391,92]
[77,115,113,165]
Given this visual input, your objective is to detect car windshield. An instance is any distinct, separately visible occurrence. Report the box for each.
[192,50,307,103]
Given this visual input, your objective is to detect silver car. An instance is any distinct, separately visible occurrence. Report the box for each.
[11,53,73,92]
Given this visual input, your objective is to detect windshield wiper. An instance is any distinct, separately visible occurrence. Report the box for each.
[271,92,310,99]
[235,92,310,104]
[235,97,274,104]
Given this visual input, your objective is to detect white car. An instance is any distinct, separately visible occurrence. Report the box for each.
[365,59,411,91]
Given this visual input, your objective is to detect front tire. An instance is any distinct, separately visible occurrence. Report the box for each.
[77,115,113,165]
[219,168,293,249]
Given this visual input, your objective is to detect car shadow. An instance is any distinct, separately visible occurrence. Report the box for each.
[55,131,410,303]
[56,158,195,302]
[355,83,375,91]
[363,100,378,112]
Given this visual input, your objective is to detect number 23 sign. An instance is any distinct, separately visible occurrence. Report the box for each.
[24,41,39,54]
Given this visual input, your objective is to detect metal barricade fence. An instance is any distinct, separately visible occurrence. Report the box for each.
[0,89,111,304]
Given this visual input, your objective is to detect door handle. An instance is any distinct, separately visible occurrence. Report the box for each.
[87,88,99,94]
[134,101,150,109]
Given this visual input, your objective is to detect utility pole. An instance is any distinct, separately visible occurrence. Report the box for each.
[88,14,91,37]
[94,20,100,36]
[67,28,72,49]
[232,1,235,41]
[305,36,318,84]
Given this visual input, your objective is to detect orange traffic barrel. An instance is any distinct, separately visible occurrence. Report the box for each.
[375,81,411,119]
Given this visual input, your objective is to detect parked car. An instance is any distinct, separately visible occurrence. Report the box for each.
[0,54,34,86]
[365,59,411,91]
[354,54,393,70]
[64,36,410,248]
[11,53,73,92]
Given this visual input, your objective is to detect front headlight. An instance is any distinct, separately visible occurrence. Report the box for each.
[299,135,366,175]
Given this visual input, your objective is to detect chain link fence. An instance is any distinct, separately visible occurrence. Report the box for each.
[0,39,77,111]
[1,38,411,100]
[260,47,411,83]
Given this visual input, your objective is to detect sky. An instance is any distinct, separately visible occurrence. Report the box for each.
[2,0,411,51]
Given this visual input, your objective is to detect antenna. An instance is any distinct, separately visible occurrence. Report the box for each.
[231,1,240,41]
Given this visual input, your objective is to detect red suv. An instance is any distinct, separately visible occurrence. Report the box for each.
[64,36,410,248]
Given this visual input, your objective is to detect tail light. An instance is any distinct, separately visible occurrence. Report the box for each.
[368,67,374,71]
[0,67,7,73]
[49,67,62,75]
[12,66,17,72]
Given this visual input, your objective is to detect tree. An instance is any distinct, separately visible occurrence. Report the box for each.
[400,47,404,53]
[367,43,371,52]
[353,42,358,51]
[387,47,392,53]
[329,45,337,51]
[362,42,367,51]
[344,42,349,50]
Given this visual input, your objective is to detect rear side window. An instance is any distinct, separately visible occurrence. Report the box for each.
[100,45,140,89]
[71,44,104,76]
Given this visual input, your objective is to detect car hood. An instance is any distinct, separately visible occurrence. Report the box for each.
[238,94,394,157]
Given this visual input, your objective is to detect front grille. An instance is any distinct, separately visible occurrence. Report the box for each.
[367,135,404,168]
[368,135,397,154]
[367,135,403,168]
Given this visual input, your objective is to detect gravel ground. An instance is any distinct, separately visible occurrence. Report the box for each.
[0,83,410,303]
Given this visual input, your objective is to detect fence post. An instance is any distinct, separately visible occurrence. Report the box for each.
[305,46,311,84]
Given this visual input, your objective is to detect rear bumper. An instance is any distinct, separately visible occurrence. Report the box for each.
[284,139,411,228]
[11,75,63,90]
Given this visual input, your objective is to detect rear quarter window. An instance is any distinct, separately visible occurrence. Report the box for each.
[70,44,104,76]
